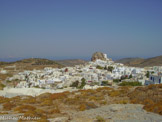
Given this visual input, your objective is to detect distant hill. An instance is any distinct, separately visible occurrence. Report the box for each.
[15,58,61,65]
[56,59,87,67]
[0,58,87,70]
[115,55,162,67]
[0,58,64,70]
[0,62,9,65]
[115,58,144,66]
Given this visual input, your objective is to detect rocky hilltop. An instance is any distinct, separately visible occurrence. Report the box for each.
[91,52,107,61]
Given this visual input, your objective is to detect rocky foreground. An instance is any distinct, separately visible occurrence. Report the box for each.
[50,104,162,122]
[1,104,162,122]
[71,104,162,122]
[0,84,161,122]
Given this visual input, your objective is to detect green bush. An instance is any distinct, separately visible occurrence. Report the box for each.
[79,78,86,89]
[96,115,105,122]
[107,66,114,72]
[70,80,79,88]
[33,85,40,88]
[0,83,6,90]
[96,65,104,69]
[101,81,111,86]
[145,71,150,78]
[129,74,132,79]
[113,79,120,83]
[119,81,142,86]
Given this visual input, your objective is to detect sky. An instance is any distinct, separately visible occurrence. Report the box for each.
[0,0,162,61]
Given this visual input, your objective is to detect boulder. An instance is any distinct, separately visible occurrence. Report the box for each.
[91,52,107,61]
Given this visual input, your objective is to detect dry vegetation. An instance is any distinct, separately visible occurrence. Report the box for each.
[0,58,64,71]
[115,55,162,67]
[0,84,161,121]
[128,84,162,115]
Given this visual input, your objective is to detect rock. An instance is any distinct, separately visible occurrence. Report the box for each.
[49,117,69,122]
[91,52,107,61]
[71,104,162,122]
[110,105,123,112]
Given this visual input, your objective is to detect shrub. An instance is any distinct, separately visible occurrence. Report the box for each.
[79,78,86,89]
[3,102,15,110]
[80,89,97,96]
[14,105,36,113]
[113,79,120,83]
[130,99,138,104]
[143,99,154,106]
[129,74,132,79]
[41,99,53,106]
[99,100,107,105]
[0,112,8,114]
[50,92,67,100]
[48,107,60,114]
[88,96,98,101]
[78,102,97,111]
[0,83,6,90]
[93,82,100,86]
[118,100,129,104]
[120,75,128,80]
[34,85,40,88]
[70,80,79,87]
[118,86,131,90]
[64,97,82,105]
[96,115,105,122]
[28,98,36,104]
[35,109,46,117]
[101,81,111,86]
[96,65,103,70]
[96,87,113,92]
[10,96,21,102]
[79,104,86,111]
[145,71,150,78]
[147,84,157,90]
[109,90,121,97]
[22,97,36,104]
[24,110,37,117]
[86,102,97,109]
[107,66,114,72]
[153,103,162,115]
[36,93,51,102]
[157,84,162,88]
[0,96,10,104]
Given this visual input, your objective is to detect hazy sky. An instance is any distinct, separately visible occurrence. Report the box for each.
[0,0,162,60]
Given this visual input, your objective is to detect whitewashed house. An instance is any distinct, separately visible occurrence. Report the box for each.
[145,73,162,85]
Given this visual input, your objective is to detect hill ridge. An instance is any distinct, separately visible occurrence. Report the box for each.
[115,55,162,67]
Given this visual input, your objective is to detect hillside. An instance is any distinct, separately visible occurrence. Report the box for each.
[0,58,64,70]
[0,58,88,71]
[15,58,61,65]
[115,55,162,67]
[56,59,87,67]
[0,62,9,65]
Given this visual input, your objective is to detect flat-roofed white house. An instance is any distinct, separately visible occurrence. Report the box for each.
[145,73,162,85]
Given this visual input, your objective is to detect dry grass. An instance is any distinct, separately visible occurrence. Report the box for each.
[3,102,15,110]
[129,84,162,115]
[0,84,161,120]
